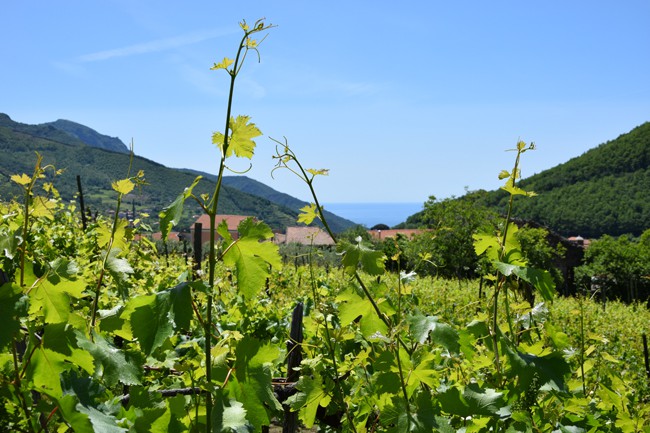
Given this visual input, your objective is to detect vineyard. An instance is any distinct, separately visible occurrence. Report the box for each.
[2,19,650,433]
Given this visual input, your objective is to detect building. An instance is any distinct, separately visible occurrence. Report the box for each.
[367,229,425,241]
[277,226,335,246]
[190,214,252,244]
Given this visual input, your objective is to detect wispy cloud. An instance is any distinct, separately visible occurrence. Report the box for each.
[77,28,235,63]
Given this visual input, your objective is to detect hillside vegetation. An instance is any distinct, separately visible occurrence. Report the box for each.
[404,122,650,238]
[0,114,355,232]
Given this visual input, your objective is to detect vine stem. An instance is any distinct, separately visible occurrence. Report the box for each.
[204,20,272,432]
[491,143,529,376]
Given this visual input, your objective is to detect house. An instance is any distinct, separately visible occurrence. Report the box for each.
[278,226,335,246]
[368,229,425,241]
[190,214,252,244]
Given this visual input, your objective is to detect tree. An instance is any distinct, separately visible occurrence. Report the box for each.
[406,195,498,279]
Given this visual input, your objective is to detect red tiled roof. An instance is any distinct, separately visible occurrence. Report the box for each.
[368,229,426,240]
[192,214,251,231]
[284,226,335,246]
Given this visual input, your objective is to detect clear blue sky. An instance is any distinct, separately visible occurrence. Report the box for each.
[2,1,649,204]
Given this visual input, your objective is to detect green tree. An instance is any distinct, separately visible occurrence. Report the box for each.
[408,195,498,279]
[575,234,650,302]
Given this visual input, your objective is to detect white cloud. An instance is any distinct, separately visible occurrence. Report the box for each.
[77,28,236,63]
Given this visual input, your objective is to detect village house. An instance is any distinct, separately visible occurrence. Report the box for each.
[367,228,425,241]
[275,226,335,246]
[190,214,252,244]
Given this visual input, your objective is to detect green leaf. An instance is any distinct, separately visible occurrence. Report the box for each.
[501,332,571,392]
[211,57,234,71]
[287,371,330,429]
[438,384,508,418]
[28,277,82,324]
[212,115,262,159]
[306,168,329,177]
[297,203,320,225]
[57,370,128,433]
[159,176,202,240]
[340,239,385,276]
[494,262,555,301]
[222,218,282,298]
[212,390,251,433]
[0,282,28,349]
[111,178,134,195]
[11,173,31,185]
[227,337,283,430]
[77,331,142,387]
[25,324,95,398]
[336,288,388,339]
[120,283,193,355]
[407,313,460,354]
[105,248,134,282]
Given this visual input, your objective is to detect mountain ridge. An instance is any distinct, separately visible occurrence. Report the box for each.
[401,121,650,238]
[0,113,356,233]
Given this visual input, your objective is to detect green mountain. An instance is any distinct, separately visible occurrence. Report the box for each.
[44,119,129,154]
[404,122,650,238]
[182,169,356,233]
[0,114,355,233]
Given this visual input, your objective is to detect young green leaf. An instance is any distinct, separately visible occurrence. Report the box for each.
[159,175,202,240]
[212,115,262,159]
[11,173,32,185]
[221,218,282,299]
[297,203,320,225]
[211,57,234,71]
[111,178,135,195]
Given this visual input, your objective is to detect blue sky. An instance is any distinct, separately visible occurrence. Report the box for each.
[2,1,649,204]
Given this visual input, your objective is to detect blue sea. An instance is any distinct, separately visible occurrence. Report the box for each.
[323,202,424,228]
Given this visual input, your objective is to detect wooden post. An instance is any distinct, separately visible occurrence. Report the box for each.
[641,334,650,379]
[76,175,87,230]
[193,223,202,277]
[283,302,304,433]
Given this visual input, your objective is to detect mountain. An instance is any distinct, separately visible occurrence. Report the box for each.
[44,119,129,154]
[0,114,355,233]
[403,122,650,238]
[182,169,356,233]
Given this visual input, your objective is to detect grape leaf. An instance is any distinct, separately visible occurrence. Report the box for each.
[26,324,95,398]
[0,282,28,349]
[159,176,202,240]
[221,218,282,299]
[297,203,320,225]
[28,276,85,324]
[287,371,330,428]
[77,331,142,387]
[494,262,555,301]
[112,178,134,195]
[438,384,508,418]
[227,337,282,430]
[212,390,251,433]
[212,115,261,159]
[340,239,385,276]
[336,288,388,339]
[120,283,193,355]
[211,57,234,71]
[407,313,460,354]
[11,173,31,185]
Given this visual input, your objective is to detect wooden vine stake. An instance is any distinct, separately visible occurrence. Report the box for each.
[283,302,304,433]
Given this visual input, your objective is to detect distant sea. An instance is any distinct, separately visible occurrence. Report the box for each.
[323,202,424,228]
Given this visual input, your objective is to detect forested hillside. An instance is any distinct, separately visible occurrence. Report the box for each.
[404,122,650,238]
[0,114,355,232]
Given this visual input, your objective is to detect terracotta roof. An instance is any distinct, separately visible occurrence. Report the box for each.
[284,226,335,246]
[192,214,252,231]
[368,229,425,240]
